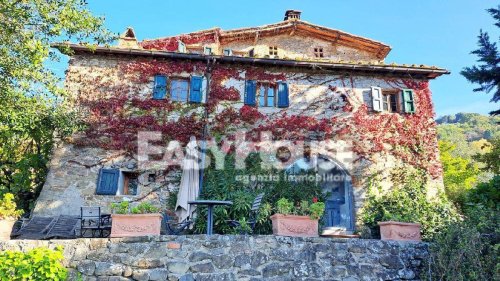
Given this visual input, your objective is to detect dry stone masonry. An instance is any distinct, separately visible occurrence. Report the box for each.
[0,235,428,280]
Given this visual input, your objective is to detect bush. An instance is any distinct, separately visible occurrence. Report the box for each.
[0,246,67,281]
[425,177,500,280]
[0,193,23,219]
[361,169,459,240]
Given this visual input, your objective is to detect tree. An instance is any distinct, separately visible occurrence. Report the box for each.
[439,140,479,204]
[473,137,500,174]
[461,6,500,115]
[0,0,113,211]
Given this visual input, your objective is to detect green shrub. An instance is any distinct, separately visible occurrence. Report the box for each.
[276,198,293,215]
[0,193,24,219]
[361,169,459,240]
[0,246,67,281]
[275,198,325,220]
[425,176,500,280]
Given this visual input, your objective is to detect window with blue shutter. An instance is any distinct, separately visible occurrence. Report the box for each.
[96,169,120,195]
[189,76,203,103]
[244,80,257,106]
[371,86,383,112]
[402,89,416,113]
[277,82,289,108]
[153,75,167,99]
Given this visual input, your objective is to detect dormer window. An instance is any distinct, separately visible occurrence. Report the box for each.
[314,47,324,58]
[269,46,278,56]
[178,41,186,53]
[248,48,255,57]
[203,47,212,55]
[223,49,233,56]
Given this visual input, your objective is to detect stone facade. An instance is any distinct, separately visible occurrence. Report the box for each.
[34,11,447,230]
[33,52,443,219]
[0,235,429,281]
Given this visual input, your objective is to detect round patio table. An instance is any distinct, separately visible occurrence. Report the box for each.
[188,200,233,235]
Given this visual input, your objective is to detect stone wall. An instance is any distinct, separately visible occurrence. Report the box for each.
[0,235,429,281]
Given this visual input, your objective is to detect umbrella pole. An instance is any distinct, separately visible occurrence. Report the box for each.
[199,58,215,195]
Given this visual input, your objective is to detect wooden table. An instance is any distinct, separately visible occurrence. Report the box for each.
[188,200,233,235]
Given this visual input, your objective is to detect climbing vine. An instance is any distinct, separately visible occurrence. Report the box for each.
[69,56,441,179]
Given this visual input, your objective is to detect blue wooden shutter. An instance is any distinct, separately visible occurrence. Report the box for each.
[277,82,289,108]
[371,87,383,112]
[153,75,167,99]
[402,89,416,113]
[96,169,120,195]
[189,76,203,103]
[244,80,257,106]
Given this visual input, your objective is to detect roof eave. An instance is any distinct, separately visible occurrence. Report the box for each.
[52,43,450,79]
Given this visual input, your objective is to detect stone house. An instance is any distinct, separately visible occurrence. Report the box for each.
[33,10,448,233]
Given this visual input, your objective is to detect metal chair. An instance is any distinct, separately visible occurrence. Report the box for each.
[164,211,193,235]
[227,192,265,234]
[80,207,111,238]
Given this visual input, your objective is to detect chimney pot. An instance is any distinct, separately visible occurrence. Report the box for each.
[284,10,301,21]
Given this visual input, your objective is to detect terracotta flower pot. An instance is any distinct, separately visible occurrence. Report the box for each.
[378,221,422,241]
[111,213,162,238]
[270,214,319,237]
[0,218,16,241]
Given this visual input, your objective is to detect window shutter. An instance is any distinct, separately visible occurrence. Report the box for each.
[277,82,290,108]
[96,169,120,195]
[153,75,167,99]
[189,76,203,103]
[371,86,383,112]
[244,80,257,106]
[402,89,416,113]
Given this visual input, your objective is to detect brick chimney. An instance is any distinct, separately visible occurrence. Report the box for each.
[118,27,139,49]
[284,10,302,21]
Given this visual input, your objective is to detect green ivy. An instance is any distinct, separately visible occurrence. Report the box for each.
[0,246,67,281]
[361,168,459,240]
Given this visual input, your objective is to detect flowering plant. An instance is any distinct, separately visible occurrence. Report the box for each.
[275,197,325,220]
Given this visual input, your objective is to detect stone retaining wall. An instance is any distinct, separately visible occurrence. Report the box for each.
[0,235,428,281]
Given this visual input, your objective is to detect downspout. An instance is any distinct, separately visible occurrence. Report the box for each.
[198,57,216,194]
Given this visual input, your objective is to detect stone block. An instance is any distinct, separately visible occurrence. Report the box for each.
[190,262,215,273]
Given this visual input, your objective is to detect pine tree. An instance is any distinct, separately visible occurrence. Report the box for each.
[461,6,500,115]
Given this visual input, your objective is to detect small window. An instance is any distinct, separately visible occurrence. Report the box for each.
[178,41,186,53]
[204,47,212,55]
[122,172,138,196]
[258,83,277,107]
[382,92,399,113]
[248,48,255,57]
[269,46,278,56]
[314,47,324,58]
[223,49,232,56]
[170,79,189,102]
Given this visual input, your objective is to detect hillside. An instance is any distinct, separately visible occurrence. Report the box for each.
[436,113,499,158]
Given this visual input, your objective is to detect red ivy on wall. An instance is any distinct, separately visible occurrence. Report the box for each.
[72,58,441,179]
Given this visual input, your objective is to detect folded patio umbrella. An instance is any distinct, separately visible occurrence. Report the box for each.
[175,136,200,223]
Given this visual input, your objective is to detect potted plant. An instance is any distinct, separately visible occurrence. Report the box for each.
[110,201,162,238]
[0,193,24,240]
[270,198,325,237]
[377,213,421,242]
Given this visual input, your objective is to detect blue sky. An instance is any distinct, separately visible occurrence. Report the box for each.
[58,0,499,117]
